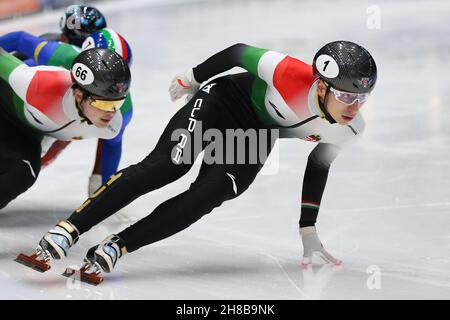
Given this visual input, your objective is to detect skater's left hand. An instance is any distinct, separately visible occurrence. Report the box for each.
[168,69,200,102]
[88,174,102,197]
[300,226,342,266]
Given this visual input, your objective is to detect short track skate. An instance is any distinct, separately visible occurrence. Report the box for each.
[15,247,52,272]
[62,260,104,286]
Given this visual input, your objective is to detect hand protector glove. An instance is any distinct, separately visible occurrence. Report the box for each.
[168,68,201,102]
[300,226,342,266]
[88,174,102,197]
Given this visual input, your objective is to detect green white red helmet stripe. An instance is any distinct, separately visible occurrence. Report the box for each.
[95,28,130,63]
[117,32,129,62]
[100,28,119,53]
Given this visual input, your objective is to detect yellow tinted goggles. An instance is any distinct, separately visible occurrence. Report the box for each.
[90,97,126,112]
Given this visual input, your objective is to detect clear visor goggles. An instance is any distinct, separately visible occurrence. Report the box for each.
[89,96,126,112]
[329,87,370,106]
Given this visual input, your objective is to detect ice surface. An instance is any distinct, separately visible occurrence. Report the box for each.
[1,0,450,299]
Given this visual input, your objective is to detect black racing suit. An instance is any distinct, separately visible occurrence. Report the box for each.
[68,73,276,252]
[67,44,336,253]
[0,79,43,209]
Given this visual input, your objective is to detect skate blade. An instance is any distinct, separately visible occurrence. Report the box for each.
[62,267,103,286]
[14,253,51,273]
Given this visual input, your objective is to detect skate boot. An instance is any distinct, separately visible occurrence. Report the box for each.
[63,234,127,285]
[15,220,79,272]
[85,234,127,273]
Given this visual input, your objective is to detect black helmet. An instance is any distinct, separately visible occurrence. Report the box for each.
[71,48,131,100]
[60,5,107,47]
[313,40,377,93]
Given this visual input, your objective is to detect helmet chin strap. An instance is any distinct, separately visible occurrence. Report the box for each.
[318,83,336,124]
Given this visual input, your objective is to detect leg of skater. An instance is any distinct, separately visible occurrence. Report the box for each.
[0,117,42,210]
[85,127,276,273]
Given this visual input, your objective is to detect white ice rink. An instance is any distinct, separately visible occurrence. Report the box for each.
[1,0,450,299]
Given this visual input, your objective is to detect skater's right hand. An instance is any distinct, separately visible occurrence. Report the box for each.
[299,226,342,266]
[168,69,200,102]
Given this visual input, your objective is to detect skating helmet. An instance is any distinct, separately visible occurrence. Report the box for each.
[71,48,131,101]
[60,5,107,47]
[312,40,377,94]
[81,28,133,66]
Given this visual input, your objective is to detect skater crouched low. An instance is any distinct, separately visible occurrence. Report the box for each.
[17,41,377,283]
